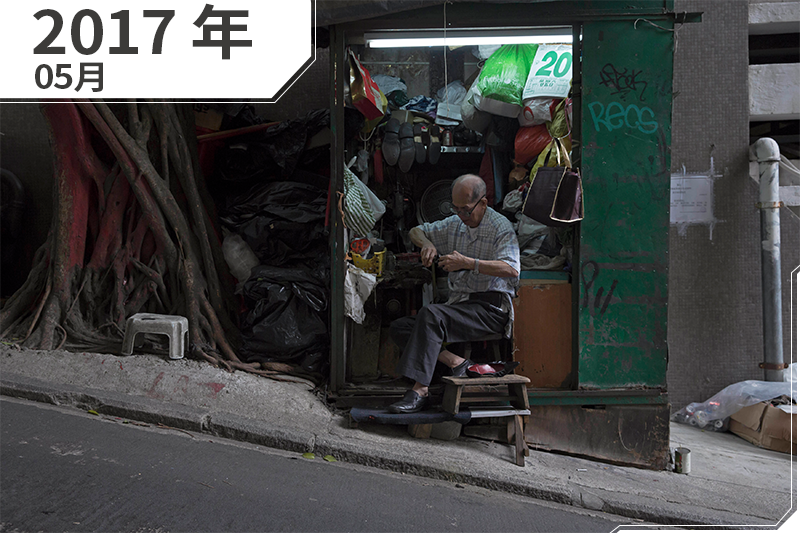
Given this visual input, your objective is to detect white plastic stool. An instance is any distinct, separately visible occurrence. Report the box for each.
[122,313,189,360]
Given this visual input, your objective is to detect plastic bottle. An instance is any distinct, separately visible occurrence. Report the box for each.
[694,410,709,428]
[222,233,259,283]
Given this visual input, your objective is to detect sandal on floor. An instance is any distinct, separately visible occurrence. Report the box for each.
[413,123,428,164]
[398,122,415,172]
[382,118,401,166]
[427,125,442,165]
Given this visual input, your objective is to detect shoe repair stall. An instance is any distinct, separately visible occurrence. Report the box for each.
[322,0,696,469]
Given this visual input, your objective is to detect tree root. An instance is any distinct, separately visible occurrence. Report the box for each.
[0,99,317,388]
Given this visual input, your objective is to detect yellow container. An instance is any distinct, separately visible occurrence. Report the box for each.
[352,250,385,276]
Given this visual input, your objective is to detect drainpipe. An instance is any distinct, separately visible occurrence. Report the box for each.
[748,138,784,381]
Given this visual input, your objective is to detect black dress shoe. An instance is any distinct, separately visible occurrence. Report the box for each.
[388,390,430,414]
[450,359,473,378]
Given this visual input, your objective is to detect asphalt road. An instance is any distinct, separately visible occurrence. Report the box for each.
[1,397,628,532]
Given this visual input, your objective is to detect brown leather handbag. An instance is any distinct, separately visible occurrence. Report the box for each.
[521,140,584,227]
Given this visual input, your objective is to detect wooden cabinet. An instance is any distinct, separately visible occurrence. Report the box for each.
[512,279,573,389]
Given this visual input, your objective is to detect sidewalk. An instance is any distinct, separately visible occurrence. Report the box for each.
[1,345,795,528]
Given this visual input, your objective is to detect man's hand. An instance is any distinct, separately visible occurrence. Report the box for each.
[420,243,438,267]
[438,250,471,272]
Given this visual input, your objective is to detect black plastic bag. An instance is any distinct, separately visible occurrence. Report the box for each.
[240,265,329,363]
[220,180,328,265]
[215,108,331,183]
[216,140,280,183]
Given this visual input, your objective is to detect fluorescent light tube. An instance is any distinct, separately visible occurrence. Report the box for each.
[365,28,573,48]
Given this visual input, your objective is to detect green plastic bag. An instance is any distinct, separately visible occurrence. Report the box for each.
[477,44,539,108]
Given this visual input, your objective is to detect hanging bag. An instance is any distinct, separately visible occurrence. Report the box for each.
[521,138,584,227]
[339,164,378,237]
[348,49,387,122]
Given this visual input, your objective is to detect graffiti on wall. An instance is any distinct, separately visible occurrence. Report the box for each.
[587,101,659,134]
[599,63,648,101]
[581,261,618,316]
[588,62,660,134]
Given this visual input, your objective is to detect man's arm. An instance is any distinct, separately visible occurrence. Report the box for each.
[409,226,438,267]
[437,250,519,278]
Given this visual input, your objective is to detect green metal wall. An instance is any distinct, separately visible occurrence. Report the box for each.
[578,19,674,389]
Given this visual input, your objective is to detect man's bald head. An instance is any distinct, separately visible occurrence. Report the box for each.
[452,174,486,203]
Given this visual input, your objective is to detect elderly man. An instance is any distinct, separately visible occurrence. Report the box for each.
[388,174,520,413]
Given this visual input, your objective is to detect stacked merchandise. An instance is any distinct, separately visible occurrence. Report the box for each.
[347,43,576,268]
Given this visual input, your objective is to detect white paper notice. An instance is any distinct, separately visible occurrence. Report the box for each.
[670,174,714,224]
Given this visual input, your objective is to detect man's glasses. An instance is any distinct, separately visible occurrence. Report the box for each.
[449,194,485,217]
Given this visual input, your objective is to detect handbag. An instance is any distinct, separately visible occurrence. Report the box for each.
[521,138,584,227]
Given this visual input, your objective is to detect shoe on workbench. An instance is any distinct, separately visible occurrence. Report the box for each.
[388,390,430,414]
[450,359,473,378]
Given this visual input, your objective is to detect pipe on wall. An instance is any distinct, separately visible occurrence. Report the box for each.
[748,137,785,382]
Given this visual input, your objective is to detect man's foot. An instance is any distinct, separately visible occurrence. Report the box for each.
[450,359,473,378]
[388,390,430,414]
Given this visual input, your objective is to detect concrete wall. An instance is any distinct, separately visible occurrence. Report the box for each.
[668,0,799,411]
[750,63,800,119]
[750,0,800,32]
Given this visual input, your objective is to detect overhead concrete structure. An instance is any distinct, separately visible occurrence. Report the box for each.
[750,63,800,120]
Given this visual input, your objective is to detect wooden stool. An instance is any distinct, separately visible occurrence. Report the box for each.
[441,374,531,466]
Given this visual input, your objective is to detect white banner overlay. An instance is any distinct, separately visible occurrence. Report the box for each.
[0,1,314,100]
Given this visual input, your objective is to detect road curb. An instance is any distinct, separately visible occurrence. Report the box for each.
[0,372,777,528]
[1,372,209,432]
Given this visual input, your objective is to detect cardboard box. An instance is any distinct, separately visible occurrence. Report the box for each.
[729,401,796,454]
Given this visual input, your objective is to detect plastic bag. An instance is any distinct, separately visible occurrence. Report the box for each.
[784,362,797,383]
[344,263,378,325]
[671,380,797,430]
[341,164,378,237]
[522,44,573,100]
[548,98,572,140]
[215,109,331,183]
[502,187,525,212]
[436,80,467,124]
[527,99,573,178]
[436,80,467,106]
[220,180,328,265]
[240,265,329,363]
[461,74,491,133]
[514,124,552,167]
[476,44,538,117]
[519,97,558,127]
[349,49,387,121]
[222,232,259,284]
[372,74,407,96]
[350,163,386,221]
[528,136,572,182]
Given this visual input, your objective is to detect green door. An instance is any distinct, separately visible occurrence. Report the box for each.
[578,19,674,389]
